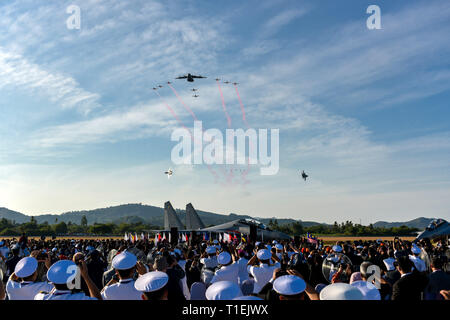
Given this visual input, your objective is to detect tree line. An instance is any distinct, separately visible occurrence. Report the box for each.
[267,219,419,236]
[0,216,161,236]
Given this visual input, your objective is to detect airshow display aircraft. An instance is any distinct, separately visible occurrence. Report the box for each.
[164,168,173,179]
[176,73,207,82]
[301,170,309,181]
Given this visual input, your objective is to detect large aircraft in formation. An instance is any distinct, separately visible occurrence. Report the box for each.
[176,73,207,82]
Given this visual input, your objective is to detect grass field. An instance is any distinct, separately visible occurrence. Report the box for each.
[320,236,416,245]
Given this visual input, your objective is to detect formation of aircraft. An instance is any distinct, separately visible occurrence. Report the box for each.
[176,73,207,82]
[157,75,312,186]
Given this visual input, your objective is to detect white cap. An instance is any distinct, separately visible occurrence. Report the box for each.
[275,244,283,250]
[256,249,272,261]
[47,260,77,284]
[112,251,137,270]
[350,281,381,300]
[233,296,263,300]
[218,252,231,265]
[332,245,343,253]
[319,283,365,300]
[255,242,261,246]
[273,275,306,296]
[356,245,363,249]
[15,257,38,278]
[213,240,219,244]
[411,246,421,254]
[52,248,58,253]
[134,271,168,292]
[206,247,216,254]
[272,240,278,244]
[206,281,242,300]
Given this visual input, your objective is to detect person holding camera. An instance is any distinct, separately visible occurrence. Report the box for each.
[5,253,53,300]
[35,259,102,300]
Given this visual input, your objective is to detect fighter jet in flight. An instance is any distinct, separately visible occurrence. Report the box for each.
[224,81,230,84]
[192,94,199,98]
[232,82,239,85]
[191,88,198,92]
[164,168,173,179]
[301,170,308,181]
[176,73,207,82]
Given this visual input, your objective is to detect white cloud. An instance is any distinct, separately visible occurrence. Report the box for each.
[0,48,101,114]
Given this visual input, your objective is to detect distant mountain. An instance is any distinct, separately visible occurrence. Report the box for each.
[0,204,439,230]
[373,217,436,230]
[0,208,29,223]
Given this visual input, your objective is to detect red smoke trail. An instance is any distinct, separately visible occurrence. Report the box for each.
[216,80,232,128]
[234,84,248,128]
[154,90,219,182]
[154,90,192,136]
[216,80,237,185]
[167,83,198,121]
[233,84,251,185]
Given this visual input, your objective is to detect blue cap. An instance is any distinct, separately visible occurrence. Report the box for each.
[256,249,271,260]
[206,281,242,300]
[112,251,137,270]
[273,275,306,296]
[319,283,365,300]
[15,257,38,278]
[332,245,343,253]
[134,271,168,292]
[218,252,231,265]
[206,247,216,254]
[411,246,421,254]
[47,260,77,284]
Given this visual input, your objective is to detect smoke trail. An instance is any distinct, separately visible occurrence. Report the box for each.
[154,90,219,182]
[233,84,251,185]
[167,83,198,121]
[154,90,192,136]
[234,84,248,128]
[216,80,232,128]
[165,84,228,183]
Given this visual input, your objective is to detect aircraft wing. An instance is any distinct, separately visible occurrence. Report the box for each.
[192,75,206,78]
[176,76,187,79]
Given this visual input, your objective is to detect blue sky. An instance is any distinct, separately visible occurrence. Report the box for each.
[0,0,449,224]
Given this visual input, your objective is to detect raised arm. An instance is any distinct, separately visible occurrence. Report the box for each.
[79,261,102,300]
